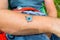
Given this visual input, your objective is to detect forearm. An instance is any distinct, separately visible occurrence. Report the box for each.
[0,10,59,36]
[0,10,50,35]
[44,0,57,17]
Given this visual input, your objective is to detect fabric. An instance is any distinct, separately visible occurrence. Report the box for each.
[10,0,43,10]
[6,33,50,40]
[0,32,7,40]
[51,34,60,40]
[21,11,47,16]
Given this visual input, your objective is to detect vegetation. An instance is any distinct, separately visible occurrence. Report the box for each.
[54,0,60,17]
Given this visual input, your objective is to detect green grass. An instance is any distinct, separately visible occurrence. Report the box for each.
[54,0,60,17]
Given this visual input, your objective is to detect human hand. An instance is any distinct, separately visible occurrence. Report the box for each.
[49,19,60,37]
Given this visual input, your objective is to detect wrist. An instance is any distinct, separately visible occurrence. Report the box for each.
[38,25,51,33]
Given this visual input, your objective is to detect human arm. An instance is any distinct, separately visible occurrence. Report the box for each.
[44,0,57,17]
[44,0,57,37]
[0,10,60,37]
[0,10,50,35]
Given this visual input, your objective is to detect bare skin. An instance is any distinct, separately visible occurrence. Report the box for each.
[44,0,57,37]
[0,0,8,9]
[44,0,57,17]
[0,10,58,35]
[0,10,60,37]
[0,0,60,38]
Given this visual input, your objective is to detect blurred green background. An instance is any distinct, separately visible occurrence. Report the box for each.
[54,0,60,17]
